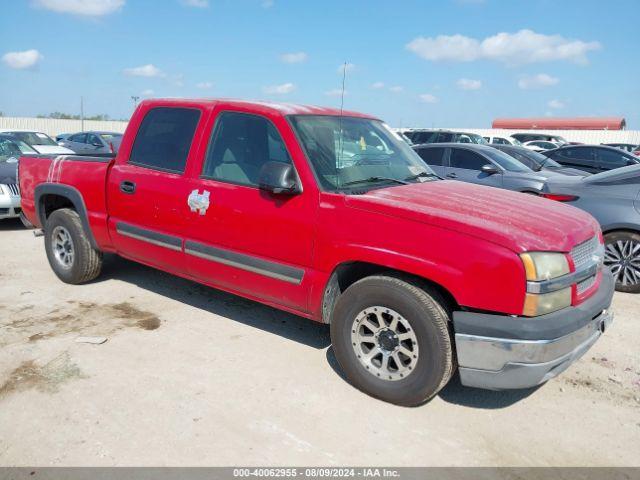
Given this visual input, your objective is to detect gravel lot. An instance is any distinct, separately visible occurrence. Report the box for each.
[0,218,638,466]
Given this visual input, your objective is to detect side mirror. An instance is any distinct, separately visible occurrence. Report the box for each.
[258,161,301,195]
[481,164,500,175]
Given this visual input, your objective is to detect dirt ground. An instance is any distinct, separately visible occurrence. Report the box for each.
[0,218,638,466]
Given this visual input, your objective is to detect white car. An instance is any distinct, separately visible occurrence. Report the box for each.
[523,140,561,152]
[0,129,74,155]
[483,135,522,146]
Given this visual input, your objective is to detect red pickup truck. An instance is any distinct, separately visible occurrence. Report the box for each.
[19,99,614,406]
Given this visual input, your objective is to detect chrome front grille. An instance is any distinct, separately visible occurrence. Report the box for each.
[4,183,20,196]
[571,236,599,271]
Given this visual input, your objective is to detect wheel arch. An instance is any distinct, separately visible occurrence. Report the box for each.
[321,260,459,324]
[34,183,99,249]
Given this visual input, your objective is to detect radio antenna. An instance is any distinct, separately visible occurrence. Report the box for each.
[337,62,347,190]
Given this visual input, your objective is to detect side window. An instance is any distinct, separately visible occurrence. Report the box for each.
[563,148,594,161]
[598,149,633,169]
[69,133,87,143]
[202,111,292,186]
[449,149,487,170]
[129,107,201,173]
[496,137,509,145]
[87,134,102,145]
[416,147,445,166]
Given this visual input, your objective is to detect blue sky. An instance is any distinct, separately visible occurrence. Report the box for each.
[1,0,639,128]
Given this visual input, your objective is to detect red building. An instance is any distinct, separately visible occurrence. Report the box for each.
[492,117,626,130]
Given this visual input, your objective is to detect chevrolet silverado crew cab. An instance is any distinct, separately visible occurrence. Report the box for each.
[19,99,614,406]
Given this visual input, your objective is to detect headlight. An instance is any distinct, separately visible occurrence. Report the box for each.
[520,252,571,316]
[520,252,569,281]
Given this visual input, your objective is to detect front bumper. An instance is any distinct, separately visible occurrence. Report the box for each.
[0,194,21,220]
[453,271,615,390]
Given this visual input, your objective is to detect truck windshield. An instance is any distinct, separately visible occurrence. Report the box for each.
[9,131,58,146]
[289,115,436,192]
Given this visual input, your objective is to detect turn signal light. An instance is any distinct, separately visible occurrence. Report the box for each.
[541,193,579,202]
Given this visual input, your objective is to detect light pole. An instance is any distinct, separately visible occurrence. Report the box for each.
[131,96,140,110]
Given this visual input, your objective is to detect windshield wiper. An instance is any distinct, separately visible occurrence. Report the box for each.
[404,171,442,181]
[341,176,409,187]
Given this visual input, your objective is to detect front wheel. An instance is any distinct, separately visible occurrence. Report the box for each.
[604,231,640,293]
[330,275,454,406]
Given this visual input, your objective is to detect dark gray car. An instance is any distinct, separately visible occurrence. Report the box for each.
[491,144,589,177]
[541,165,640,293]
[59,131,123,154]
[413,143,573,194]
[542,145,640,174]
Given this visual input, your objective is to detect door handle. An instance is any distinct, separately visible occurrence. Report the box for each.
[120,181,136,194]
[446,173,458,179]
[188,189,210,215]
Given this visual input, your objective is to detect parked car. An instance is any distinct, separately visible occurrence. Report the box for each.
[19,98,613,406]
[0,129,74,155]
[523,140,561,152]
[511,133,568,144]
[395,131,414,145]
[56,133,72,143]
[541,145,640,174]
[490,145,589,177]
[540,165,640,293]
[483,135,522,146]
[59,131,123,154]
[0,137,37,227]
[413,143,574,193]
[602,143,639,153]
[403,129,488,145]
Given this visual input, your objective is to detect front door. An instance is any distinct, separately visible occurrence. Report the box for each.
[107,105,204,274]
[445,147,503,188]
[184,109,316,312]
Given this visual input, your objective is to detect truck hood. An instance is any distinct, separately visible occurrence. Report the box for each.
[32,145,74,155]
[344,180,598,253]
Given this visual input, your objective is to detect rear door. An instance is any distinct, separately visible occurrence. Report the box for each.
[446,147,503,188]
[106,105,205,273]
[86,133,108,154]
[183,108,316,311]
[549,147,598,173]
[414,146,447,177]
[595,148,636,171]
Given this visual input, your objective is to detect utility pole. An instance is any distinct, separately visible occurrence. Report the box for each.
[131,96,140,110]
[80,96,84,132]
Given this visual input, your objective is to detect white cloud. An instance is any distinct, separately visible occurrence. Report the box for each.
[180,0,208,7]
[371,81,385,89]
[262,0,274,7]
[141,89,154,96]
[456,78,482,90]
[196,81,213,89]
[263,82,295,94]
[518,73,559,89]
[389,85,404,93]
[123,64,164,77]
[325,88,347,97]
[2,49,44,70]
[406,29,600,65]
[548,99,565,109]
[280,52,307,64]
[32,0,125,16]
[419,93,438,103]
[337,63,356,74]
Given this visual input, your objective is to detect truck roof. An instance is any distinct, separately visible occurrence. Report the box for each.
[140,98,378,120]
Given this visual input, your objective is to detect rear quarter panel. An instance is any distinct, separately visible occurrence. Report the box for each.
[19,155,113,250]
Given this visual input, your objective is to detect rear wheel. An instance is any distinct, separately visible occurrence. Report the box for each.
[604,231,640,293]
[330,275,454,406]
[44,208,103,284]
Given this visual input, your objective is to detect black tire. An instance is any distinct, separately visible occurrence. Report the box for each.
[44,208,103,284]
[604,231,640,294]
[330,275,454,406]
[19,212,34,229]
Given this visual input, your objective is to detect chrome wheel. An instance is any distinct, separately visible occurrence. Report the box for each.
[51,226,75,269]
[350,307,419,381]
[604,239,640,287]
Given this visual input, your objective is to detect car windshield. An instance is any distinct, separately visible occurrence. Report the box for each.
[289,115,436,192]
[483,148,532,172]
[9,131,58,146]
[457,133,487,144]
[0,136,37,156]
[100,133,123,141]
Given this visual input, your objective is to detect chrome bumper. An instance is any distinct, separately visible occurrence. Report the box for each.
[453,270,615,390]
[0,194,21,219]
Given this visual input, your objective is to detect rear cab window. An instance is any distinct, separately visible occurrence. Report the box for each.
[129,107,201,173]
